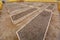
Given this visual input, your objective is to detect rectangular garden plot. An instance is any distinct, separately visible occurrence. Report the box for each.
[17,10,52,40]
[11,8,37,21]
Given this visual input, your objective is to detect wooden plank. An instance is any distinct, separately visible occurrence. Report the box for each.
[17,10,52,40]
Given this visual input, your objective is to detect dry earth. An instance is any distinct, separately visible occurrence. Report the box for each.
[0,2,60,40]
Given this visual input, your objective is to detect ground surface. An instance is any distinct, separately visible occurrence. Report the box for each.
[0,2,60,40]
[17,10,52,40]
